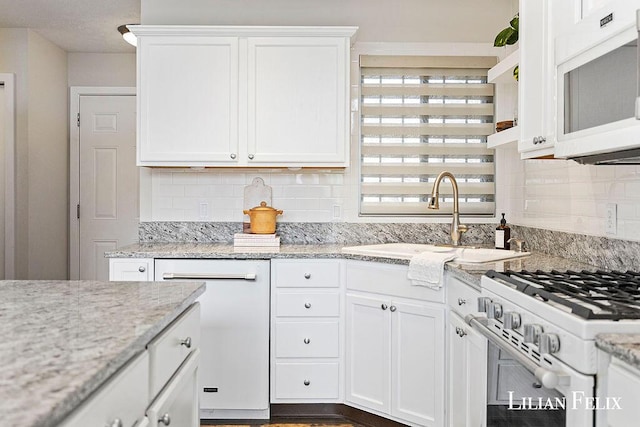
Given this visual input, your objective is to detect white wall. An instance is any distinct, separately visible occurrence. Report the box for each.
[0,29,68,279]
[68,53,136,87]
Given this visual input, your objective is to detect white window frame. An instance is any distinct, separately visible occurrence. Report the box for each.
[346,42,507,224]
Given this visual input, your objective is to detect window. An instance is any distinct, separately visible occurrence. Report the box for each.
[359,55,496,216]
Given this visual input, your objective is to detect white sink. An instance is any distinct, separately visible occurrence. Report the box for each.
[341,243,530,264]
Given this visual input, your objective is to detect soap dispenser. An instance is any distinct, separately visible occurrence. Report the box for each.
[495,213,511,250]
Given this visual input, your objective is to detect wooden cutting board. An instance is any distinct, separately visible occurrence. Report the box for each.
[243,177,272,233]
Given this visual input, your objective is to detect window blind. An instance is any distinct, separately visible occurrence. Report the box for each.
[359,55,497,216]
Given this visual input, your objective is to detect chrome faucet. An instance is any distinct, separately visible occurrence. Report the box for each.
[428,171,468,246]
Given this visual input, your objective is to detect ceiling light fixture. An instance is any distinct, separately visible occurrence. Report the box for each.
[117,24,137,47]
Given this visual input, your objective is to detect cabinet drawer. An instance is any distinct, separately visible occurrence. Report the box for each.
[273,260,341,288]
[275,321,339,358]
[109,258,153,281]
[148,303,200,396]
[276,291,340,317]
[447,275,480,318]
[274,362,339,399]
[60,352,149,427]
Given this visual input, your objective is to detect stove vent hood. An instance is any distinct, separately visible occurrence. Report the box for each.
[570,147,640,165]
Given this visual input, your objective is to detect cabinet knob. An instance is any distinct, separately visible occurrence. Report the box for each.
[304,302,311,309]
[158,413,171,425]
[304,273,311,279]
[389,305,397,312]
[457,298,466,306]
[248,154,255,160]
[303,380,311,386]
[381,304,388,310]
[180,337,192,349]
[138,266,146,273]
[230,153,237,159]
[107,419,123,427]
[455,327,467,337]
[304,338,311,344]
[533,136,539,144]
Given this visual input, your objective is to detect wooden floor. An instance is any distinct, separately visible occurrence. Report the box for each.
[202,419,368,427]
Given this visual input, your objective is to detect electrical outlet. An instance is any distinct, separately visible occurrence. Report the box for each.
[199,202,209,220]
[605,203,617,235]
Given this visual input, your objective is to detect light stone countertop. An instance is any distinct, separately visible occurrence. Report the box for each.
[0,280,205,427]
[596,334,640,370]
[106,242,599,287]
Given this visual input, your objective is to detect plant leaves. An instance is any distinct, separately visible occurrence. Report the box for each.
[510,14,519,32]
[513,65,519,81]
[506,30,519,45]
[494,27,516,47]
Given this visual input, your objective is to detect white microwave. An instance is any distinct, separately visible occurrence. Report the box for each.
[555,4,640,164]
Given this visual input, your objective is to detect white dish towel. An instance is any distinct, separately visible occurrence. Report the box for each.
[408,250,458,289]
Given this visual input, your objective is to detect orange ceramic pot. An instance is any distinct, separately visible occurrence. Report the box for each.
[243,201,283,234]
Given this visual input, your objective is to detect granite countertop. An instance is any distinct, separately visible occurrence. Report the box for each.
[0,280,205,427]
[106,242,599,286]
[596,334,640,370]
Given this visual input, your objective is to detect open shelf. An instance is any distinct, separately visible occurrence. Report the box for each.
[488,49,519,84]
[487,125,519,149]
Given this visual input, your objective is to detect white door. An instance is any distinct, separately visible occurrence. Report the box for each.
[78,95,138,280]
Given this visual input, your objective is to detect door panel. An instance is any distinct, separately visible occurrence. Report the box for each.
[79,95,137,280]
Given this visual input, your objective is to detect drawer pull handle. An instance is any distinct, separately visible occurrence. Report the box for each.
[304,273,311,279]
[458,298,466,305]
[158,413,171,425]
[107,419,123,427]
[138,266,146,273]
[304,338,311,344]
[180,337,192,349]
[304,302,311,309]
[303,380,311,386]
[381,304,388,310]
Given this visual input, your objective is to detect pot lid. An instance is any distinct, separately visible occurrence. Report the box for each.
[248,201,278,211]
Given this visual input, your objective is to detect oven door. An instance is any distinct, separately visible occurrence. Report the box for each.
[466,314,595,427]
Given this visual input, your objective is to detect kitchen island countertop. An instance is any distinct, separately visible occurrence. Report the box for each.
[596,334,640,370]
[0,280,205,427]
[106,242,598,287]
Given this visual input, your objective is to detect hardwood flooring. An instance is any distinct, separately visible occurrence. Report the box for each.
[202,419,369,427]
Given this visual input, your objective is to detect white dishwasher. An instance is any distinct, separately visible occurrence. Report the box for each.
[155,259,270,420]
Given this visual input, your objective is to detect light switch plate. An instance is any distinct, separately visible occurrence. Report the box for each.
[605,203,617,235]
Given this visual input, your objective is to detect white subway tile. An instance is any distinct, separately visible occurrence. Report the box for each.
[156,184,185,198]
[172,172,200,185]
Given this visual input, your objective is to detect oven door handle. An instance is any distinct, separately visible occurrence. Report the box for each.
[465,314,571,389]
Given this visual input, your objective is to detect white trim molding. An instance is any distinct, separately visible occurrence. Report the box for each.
[0,73,16,279]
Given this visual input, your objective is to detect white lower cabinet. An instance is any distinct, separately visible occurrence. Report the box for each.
[60,351,149,427]
[270,259,344,403]
[446,274,487,427]
[448,312,487,427]
[147,349,200,427]
[109,258,154,281]
[605,357,640,427]
[345,260,445,427]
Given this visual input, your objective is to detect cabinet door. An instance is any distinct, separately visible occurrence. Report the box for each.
[138,35,239,165]
[247,37,349,166]
[518,0,553,157]
[345,293,391,413]
[449,313,487,427]
[147,349,200,427]
[109,258,153,281]
[391,300,445,427]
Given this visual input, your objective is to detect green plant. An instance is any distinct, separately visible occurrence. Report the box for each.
[494,14,519,47]
[494,13,519,81]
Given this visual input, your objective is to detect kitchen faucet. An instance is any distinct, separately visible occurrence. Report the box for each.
[427,171,468,246]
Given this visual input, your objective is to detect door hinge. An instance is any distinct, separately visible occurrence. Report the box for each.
[77,204,80,219]
[77,113,80,127]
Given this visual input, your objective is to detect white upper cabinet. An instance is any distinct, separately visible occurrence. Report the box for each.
[132,26,357,167]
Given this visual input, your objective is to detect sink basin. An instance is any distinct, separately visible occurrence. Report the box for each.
[341,243,530,263]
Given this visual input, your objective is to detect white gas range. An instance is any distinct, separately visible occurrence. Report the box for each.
[466,269,640,427]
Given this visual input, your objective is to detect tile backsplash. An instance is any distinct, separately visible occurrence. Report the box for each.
[149,143,640,243]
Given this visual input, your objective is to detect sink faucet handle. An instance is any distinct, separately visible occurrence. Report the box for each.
[459,223,468,234]
[507,238,525,252]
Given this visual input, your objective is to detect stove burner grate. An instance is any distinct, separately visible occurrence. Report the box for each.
[486,269,640,320]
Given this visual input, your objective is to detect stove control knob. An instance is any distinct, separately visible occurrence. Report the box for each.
[539,333,560,354]
[477,297,491,313]
[523,324,543,345]
[487,302,503,319]
[503,312,521,330]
